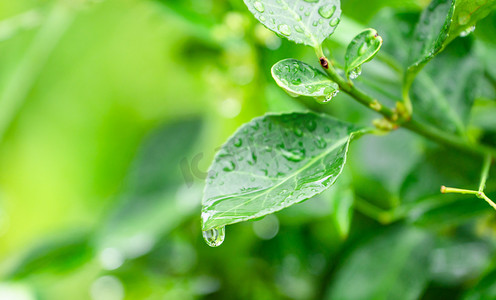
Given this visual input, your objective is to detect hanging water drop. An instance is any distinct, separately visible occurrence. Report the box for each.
[253,1,265,13]
[278,24,291,36]
[349,67,362,79]
[322,89,339,102]
[460,25,475,37]
[318,4,336,19]
[202,227,225,247]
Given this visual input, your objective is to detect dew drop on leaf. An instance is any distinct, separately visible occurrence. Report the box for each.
[458,12,470,25]
[223,161,236,172]
[318,4,336,19]
[293,127,303,137]
[278,24,291,36]
[233,138,243,147]
[306,119,317,132]
[294,25,304,33]
[253,1,265,13]
[329,17,340,27]
[280,148,306,162]
[202,227,225,247]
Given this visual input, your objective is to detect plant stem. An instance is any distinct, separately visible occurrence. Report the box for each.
[479,154,492,192]
[320,58,496,158]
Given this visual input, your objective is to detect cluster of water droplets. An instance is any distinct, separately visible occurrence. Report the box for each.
[250,0,340,40]
[273,60,339,102]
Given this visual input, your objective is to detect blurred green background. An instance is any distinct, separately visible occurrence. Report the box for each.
[1,0,496,299]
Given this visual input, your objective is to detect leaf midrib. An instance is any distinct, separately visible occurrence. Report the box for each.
[203,135,350,226]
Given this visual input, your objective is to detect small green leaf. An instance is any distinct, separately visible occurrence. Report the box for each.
[408,0,455,71]
[448,0,496,44]
[331,186,354,239]
[404,0,455,94]
[201,112,365,231]
[243,0,341,48]
[326,226,431,300]
[410,38,481,135]
[344,28,383,79]
[271,59,339,103]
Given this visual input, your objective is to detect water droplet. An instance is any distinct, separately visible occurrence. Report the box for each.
[233,138,242,147]
[349,67,362,79]
[294,25,304,33]
[280,148,305,162]
[293,127,303,137]
[260,15,266,21]
[253,1,264,13]
[202,227,225,247]
[458,12,470,25]
[299,6,304,11]
[312,21,318,26]
[295,25,303,33]
[321,88,339,102]
[460,25,475,37]
[329,17,340,27]
[291,78,302,85]
[314,136,327,149]
[278,24,291,36]
[306,119,317,132]
[358,43,368,55]
[223,161,236,172]
[318,4,336,19]
[294,14,302,21]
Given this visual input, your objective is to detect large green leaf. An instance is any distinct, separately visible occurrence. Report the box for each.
[271,58,339,103]
[201,112,365,231]
[410,38,481,135]
[404,0,455,93]
[243,0,341,48]
[326,226,431,300]
[344,28,383,79]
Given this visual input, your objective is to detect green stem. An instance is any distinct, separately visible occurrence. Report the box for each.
[479,154,492,192]
[319,58,496,158]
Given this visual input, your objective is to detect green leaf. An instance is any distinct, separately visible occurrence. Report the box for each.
[404,0,455,94]
[408,0,455,71]
[271,59,339,103]
[344,28,383,79]
[7,231,93,279]
[429,237,490,285]
[243,0,342,48]
[331,186,354,239]
[96,119,203,257]
[448,0,496,44]
[201,112,364,231]
[410,38,481,134]
[326,226,431,300]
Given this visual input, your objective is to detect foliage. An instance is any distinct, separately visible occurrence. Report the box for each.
[1,0,496,299]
